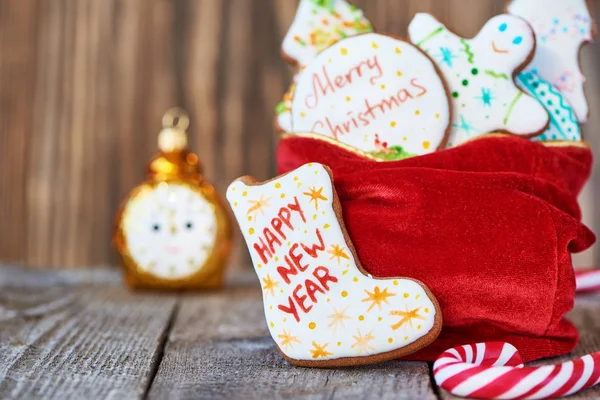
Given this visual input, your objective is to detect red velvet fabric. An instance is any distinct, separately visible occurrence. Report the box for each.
[277,134,596,362]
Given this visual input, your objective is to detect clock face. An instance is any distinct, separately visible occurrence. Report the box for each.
[121,182,217,280]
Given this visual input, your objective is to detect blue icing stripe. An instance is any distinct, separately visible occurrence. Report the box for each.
[516,70,581,141]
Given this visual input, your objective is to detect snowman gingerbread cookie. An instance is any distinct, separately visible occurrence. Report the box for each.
[508,0,595,123]
[291,33,452,160]
[409,13,549,147]
[227,163,442,367]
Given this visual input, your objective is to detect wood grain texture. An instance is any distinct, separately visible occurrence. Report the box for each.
[0,0,598,268]
[0,265,178,399]
[148,283,439,400]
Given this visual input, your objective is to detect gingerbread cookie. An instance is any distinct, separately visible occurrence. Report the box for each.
[516,70,582,141]
[290,33,451,160]
[226,163,442,367]
[281,0,373,69]
[507,0,595,123]
[409,13,549,147]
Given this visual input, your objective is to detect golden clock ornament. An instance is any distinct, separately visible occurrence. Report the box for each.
[113,108,232,290]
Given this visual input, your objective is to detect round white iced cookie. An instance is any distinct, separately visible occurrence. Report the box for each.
[281,0,372,68]
[516,70,582,141]
[291,33,451,160]
[226,163,440,366]
[508,0,593,123]
[409,13,549,147]
[121,183,217,280]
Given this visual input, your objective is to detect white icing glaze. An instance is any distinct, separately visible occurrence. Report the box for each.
[508,0,593,123]
[409,13,549,147]
[281,0,372,69]
[122,183,217,280]
[291,33,451,160]
[516,70,582,141]
[226,163,438,363]
[275,80,296,133]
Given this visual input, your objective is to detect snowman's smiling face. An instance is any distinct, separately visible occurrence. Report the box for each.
[477,15,533,68]
[122,182,217,280]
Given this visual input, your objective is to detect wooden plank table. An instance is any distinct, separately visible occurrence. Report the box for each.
[1,264,599,400]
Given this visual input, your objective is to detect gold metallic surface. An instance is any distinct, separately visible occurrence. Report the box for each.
[113,108,232,291]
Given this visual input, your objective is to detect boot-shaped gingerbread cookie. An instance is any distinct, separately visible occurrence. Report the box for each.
[227,163,441,367]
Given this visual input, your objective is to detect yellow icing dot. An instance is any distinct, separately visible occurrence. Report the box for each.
[390,121,397,128]
[300,112,306,118]
[242,191,248,197]
[231,187,236,191]
[341,290,348,297]
[372,41,378,49]
[416,294,421,300]
[247,216,252,221]
[353,277,359,282]
[404,293,409,298]
[423,141,431,150]
[293,176,299,181]
[435,113,441,119]
[415,109,421,116]
[397,70,403,77]
[275,183,281,188]
[270,322,275,328]
[257,264,262,269]
[248,228,255,235]
[283,318,287,322]
[342,270,349,275]
[328,58,332,63]
[287,241,291,246]
[233,201,238,207]
[337,341,342,346]
[324,224,331,229]
[378,317,383,322]
[309,322,316,329]
[313,214,317,220]
[425,308,430,313]
[388,338,393,344]
[280,193,285,198]
[297,182,302,188]
[381,84,386,89]
[327,298,331,302]
[346,96,351,102]
[340,47,348,55]
[393,280,399,286]
[403,137,407,141]
[404,336,409,341]
[358,315,365,321]
[417,325,422,330]
[280,289,284,293]
[308,163,313,166]
[269,305,273,310]
[275,256,279,262]
[395,47,402,54]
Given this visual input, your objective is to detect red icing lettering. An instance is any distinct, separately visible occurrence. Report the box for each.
[305,278,325,302]
[271,217,286,240]
[277,255,298,285]
[293,284,313,314]
[411,77,428,97]
[301,228,325,258]
[264,227,282,254]
[278,207,292,230]
[305,66,335,109]
[288,196,306,223]
[278,296,300,322]
[313,266,338,291]
[253,237,272,264]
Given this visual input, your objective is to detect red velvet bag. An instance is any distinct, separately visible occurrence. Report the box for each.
[277,133,596,362]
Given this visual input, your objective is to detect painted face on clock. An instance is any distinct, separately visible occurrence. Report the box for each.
[121,182,217,280]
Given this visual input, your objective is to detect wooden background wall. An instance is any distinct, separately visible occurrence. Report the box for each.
[1,0,599,269]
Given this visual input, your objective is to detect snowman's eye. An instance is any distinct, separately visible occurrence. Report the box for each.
[499,23,507,32]
[513,36,523,45]
[152,223,161,232]
[185,221,193,230]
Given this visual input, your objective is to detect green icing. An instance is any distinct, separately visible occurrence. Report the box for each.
[369,146,417,161]
[275,101,287,115]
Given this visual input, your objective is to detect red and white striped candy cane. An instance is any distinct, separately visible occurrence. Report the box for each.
[433,342,600,399]
[575,269,600,294]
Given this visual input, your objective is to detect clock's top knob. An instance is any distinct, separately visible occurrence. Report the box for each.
[148,107,203,182]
